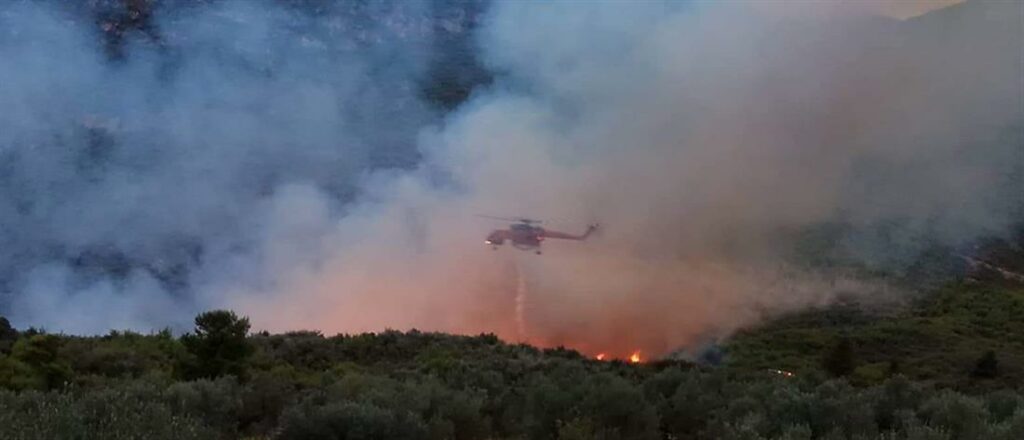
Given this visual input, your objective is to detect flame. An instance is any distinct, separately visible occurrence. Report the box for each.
[768,368,796,377]
[629,351,642,363]
[592,351,643,363]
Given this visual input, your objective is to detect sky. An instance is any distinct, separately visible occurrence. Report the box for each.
[755,0,964,20]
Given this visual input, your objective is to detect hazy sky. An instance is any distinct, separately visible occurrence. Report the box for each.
[755,0,965,19]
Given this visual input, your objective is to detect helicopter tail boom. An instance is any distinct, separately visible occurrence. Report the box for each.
[541,223,599,241]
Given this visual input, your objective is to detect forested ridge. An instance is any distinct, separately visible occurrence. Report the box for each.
[1,279,1023,440]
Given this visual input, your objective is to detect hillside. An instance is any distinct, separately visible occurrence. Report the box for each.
[725,282,1024,391]
[723,221,1024,391]
[2,278,1024,439]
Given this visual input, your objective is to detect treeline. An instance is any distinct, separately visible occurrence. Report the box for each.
[1,311,1023,439]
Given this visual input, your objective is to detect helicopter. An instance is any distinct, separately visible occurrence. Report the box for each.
[480,215,598,254]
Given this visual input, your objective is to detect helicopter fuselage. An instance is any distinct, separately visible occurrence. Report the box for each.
[485,222,597,254]
[485,224,544,249]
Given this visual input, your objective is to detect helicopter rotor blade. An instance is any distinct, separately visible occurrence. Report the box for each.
[476,214,543,224]
[476,214,519,222]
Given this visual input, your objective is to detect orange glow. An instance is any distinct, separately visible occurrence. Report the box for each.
[591,351,645,363]
[629,351,642,363]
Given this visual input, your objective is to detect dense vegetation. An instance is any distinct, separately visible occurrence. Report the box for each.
[726,283,1024,391]
[1,281,1023,440]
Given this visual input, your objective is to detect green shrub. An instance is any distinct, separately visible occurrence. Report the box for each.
[277,400,427,440]
[0,388,214,439]
[822,338,855,378]
[12,335,72,389]
[180,310,254,380]
[918,391,988,440]
[0,317,16,354]
[165,377,243,436]
[0,356,44,391]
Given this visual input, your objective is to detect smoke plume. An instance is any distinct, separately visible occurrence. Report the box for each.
[1,0,1021,357]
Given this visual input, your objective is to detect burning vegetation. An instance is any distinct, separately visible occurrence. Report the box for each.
[4,291,1024,439]
[593,350,644,363]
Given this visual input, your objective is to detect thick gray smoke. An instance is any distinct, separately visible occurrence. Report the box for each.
[234,0,1021,357]
[0,0,447,332]
[1,0,1021,357]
